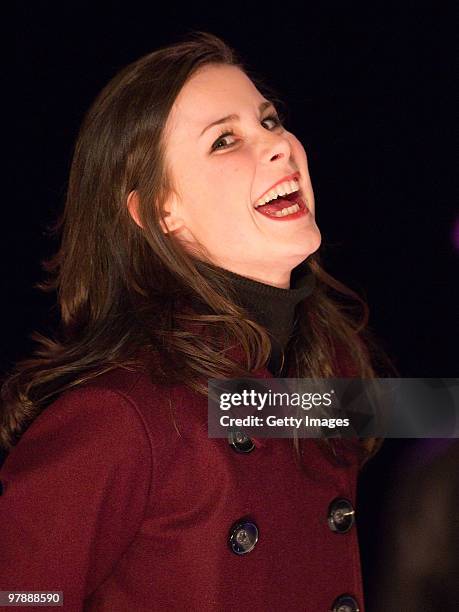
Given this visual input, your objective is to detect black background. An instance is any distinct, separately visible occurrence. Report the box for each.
[8,2,457,608]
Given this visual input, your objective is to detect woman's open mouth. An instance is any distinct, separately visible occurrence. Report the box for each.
[254,178,309,220]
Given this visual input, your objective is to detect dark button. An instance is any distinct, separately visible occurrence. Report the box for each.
[229,520,259,555]
[330,593,360,612]
[0,480,3,495]
[328,498,355,533]
[228,430,255,453]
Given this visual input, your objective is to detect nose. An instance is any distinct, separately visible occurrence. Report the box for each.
[258,130,292,164]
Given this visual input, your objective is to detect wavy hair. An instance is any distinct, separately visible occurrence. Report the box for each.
[1,31,396,457]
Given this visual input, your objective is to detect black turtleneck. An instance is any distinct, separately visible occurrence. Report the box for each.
[214,258,315,376]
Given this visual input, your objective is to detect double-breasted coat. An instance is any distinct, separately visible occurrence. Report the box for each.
[0,340,366,611]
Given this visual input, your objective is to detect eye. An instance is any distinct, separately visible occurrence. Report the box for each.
[211,129,236,152]
[261,114,283,130]
[210,114,284,152]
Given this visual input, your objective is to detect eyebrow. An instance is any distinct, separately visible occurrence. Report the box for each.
[199,100,275,137]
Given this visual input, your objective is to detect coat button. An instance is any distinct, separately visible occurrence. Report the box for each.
[328,498,355,533]
[330,594,360,612]
[229,520,259,555]
[228,430,255,453]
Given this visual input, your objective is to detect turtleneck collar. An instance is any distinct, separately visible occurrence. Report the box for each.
[209,258,315,376]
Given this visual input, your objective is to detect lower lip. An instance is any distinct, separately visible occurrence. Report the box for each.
[254,196,309,220]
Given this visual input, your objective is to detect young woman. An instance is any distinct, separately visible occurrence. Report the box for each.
[1,32,389,611]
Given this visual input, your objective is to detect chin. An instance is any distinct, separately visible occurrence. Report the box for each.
[293,226,322,259]
[308,227,322,255]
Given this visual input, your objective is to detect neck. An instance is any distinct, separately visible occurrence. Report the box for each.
[216,268,292,289]
[196,257,315,376]
[210,260,306,289]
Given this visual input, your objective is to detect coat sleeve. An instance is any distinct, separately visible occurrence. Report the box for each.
[0,386,153,610]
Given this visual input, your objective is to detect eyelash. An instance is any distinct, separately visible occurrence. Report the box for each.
[211,114,284,152]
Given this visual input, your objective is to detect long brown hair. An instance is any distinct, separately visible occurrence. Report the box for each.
[1,31,395,455]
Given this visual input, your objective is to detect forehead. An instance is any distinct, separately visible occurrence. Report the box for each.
[166,64,265,136]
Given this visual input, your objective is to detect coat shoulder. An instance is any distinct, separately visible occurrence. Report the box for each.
[0,368,155,605]
[2,367,156,475]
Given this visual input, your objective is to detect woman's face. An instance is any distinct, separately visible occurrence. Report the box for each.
[162,63,321,288]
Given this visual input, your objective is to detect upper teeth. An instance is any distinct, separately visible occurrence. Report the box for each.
[254,179,300,207]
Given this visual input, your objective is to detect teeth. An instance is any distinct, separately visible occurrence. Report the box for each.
[254,179,299,207]
[272,203,300,217]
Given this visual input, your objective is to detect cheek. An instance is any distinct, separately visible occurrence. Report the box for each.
[287,134,315,210]
[182,168,252,234]
[287,133,308,165]
[195,156,253,212]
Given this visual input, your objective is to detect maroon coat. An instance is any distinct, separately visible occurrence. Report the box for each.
[0,346,366,611]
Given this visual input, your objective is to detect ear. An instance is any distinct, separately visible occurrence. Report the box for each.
[160,191,188,235]
[127,190,186,235]
[127,190,143,229]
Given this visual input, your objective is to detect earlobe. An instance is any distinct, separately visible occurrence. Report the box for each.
[127,189,185,235]
[159,194,186,235]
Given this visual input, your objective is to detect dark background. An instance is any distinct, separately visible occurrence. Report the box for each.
[8,2,457,609]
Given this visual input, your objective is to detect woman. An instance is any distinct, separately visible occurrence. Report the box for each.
[0,32,390,611]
